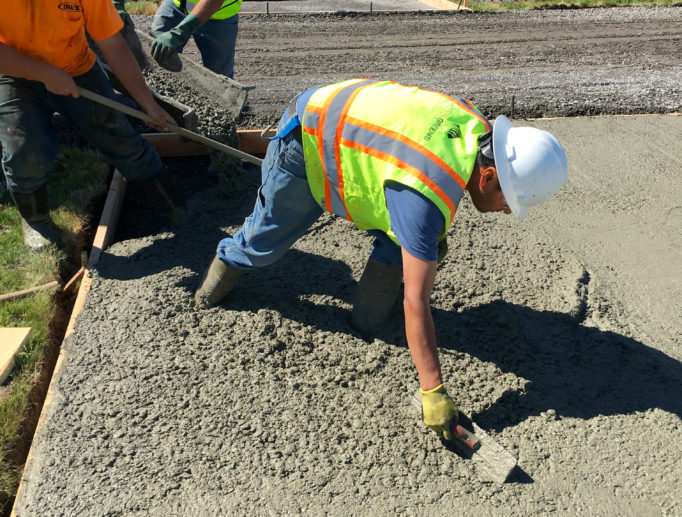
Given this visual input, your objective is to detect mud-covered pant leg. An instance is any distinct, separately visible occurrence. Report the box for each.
[193,15,238,78]
[217,132,322,270]
[50,64,162,182]
[0,75,60,194]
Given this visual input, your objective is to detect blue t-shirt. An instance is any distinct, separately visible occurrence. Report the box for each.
[385,182,444,262]
[293,87,444,262]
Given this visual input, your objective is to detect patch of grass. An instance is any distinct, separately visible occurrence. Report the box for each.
[0,146,110,513]
[465,0,676,10]
[125,1,160,15]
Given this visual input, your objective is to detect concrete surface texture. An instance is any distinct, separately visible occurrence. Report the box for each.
[15,7,682,517]
[241,0,440,12]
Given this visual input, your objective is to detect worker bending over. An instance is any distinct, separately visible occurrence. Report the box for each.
[0,0,187,251]
[150,0,242,78]
[195,79,568,444]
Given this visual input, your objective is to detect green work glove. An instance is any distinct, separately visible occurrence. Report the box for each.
[151,13,202,64]
[421,384,459,443]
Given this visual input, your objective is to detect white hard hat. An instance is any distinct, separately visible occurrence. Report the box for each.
[492,115,568,220]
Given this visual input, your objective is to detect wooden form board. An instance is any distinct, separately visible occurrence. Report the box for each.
[142,133,209,157]
[142,129,274,158]
[88,169,126,268]
[0,327,32,385]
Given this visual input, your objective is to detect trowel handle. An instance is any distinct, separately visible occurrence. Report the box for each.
[77,87,264,167]
[453,423,481,451]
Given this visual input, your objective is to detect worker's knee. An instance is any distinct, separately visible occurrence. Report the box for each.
[1,138,58,194]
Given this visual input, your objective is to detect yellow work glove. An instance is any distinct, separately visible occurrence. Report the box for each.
[421,384,459,443]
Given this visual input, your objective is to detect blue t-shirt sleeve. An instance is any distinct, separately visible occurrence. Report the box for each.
[385,181,444,262]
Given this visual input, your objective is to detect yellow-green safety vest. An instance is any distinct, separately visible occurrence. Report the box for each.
[301,79,490,245]
[174,0,241,20]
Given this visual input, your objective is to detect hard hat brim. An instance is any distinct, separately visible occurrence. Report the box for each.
[492,115,527,220]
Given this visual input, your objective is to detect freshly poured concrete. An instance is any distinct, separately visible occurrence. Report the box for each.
[14,114,682,515]
[14,7,682,516]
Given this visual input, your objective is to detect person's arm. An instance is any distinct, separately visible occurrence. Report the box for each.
[401,248,441,390]
[150,0,224,63]
[0,42,78,96]
[402,247,459,443]
[185,0,228,22]
[94,33,175,130]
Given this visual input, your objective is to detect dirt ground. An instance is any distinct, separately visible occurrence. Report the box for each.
[14,7,682,516]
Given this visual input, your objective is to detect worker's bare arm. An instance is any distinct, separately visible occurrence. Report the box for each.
[0,43,78,96]
[401,249,442,391]
[187,0,228,23]
[94,33,174,130]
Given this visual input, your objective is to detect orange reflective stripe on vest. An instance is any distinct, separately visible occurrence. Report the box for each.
[303,80,474,224]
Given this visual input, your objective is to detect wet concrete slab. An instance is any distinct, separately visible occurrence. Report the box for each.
[13,113,682,515]
[241,0,439,13]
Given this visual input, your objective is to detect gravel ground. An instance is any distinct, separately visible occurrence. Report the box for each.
[14,7,682,516]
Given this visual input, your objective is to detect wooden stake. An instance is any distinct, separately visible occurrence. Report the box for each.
[0,281,59,303]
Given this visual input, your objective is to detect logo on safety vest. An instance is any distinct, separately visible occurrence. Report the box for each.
[424,118,444,142]
[58,2,82,12]
[446,126,461,139]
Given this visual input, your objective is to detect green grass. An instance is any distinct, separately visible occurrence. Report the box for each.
[465,0,676,10]
[0,146,110,512]
[125,1,160,15]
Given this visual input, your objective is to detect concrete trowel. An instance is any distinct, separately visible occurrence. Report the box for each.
[411,391,518,483]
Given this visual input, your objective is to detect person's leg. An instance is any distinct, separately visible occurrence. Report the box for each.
[52,64,186,225]
[0,75,61,249]
[196,131,321,308]
[52,64,162,182]
[150,0,187,39]
[218,133,321,269]
[351,231,404,335]
[0,76,59,195]
[193,15,238,78]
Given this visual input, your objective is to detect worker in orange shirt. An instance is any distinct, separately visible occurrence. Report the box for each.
[0,0,186,250]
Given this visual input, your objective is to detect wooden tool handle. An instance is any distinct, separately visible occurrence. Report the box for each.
[77,87,264,166]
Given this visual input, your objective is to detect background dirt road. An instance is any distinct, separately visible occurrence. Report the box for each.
[14,7,682,516]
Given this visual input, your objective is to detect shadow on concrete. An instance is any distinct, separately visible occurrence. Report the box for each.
[428,300,682,432]
[99,197,682,437]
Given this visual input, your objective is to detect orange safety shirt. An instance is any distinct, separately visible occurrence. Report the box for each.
[0,0,123,77]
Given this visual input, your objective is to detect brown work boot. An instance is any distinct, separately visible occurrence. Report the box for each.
[9,185,59,251]
[134,168,188,227]
[195,255,245,309]
[351,257,403,336]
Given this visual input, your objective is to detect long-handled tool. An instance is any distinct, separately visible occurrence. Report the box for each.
[77,87,264,167]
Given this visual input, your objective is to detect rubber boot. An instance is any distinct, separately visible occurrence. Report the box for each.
[351,257,403,336]
[10,185,59,251]
[195,255,245,309]
[135,169,188,228]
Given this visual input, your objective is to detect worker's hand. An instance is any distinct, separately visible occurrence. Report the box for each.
[151,14,202,64]
[141,100,175,132]
[421,384,459,443]
[40,65,79,97]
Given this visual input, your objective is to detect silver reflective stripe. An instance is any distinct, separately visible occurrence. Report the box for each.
[342,122,464,205]
[304,111,319,131]
[320,80,377,218]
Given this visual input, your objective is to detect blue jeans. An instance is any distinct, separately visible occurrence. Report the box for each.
[216,112,403,270]
[151,0,239,79]
[0,63,162,194]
